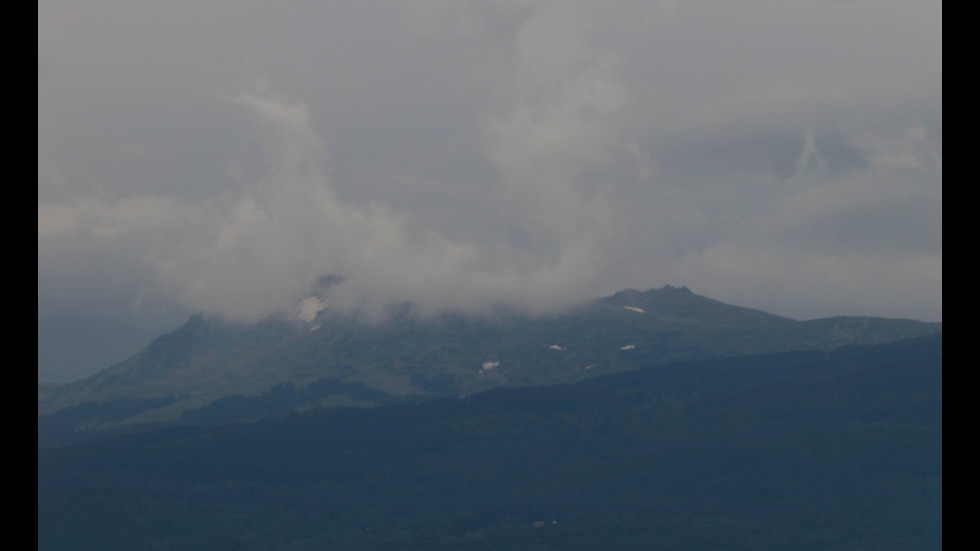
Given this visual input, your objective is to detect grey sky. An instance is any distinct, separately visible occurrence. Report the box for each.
[39,0,941,382]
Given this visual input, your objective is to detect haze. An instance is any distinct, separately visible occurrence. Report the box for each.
[38,0,941,381]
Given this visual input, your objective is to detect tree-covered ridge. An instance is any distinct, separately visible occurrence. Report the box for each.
[39,335,941,550]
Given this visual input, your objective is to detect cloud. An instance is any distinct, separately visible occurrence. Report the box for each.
[677,242,941,321]
[38,196,192,237]
[38,0,941,331]
[30,4,640,322]
[675,125,941,320]
[180,20,637,316]
[38,72,634,321]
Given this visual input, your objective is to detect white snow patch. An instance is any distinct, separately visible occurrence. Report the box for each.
[481,361,500,372]
[295,296,326,322]
[622,306,645,313]
[620,344,636,350]
[549,344,566,351]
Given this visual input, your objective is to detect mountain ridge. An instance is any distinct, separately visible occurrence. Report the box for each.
[38,286,941,447]
[39,334,942,550]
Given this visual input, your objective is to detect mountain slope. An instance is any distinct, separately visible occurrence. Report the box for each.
[38,286,941,446]
[38,335,943,550]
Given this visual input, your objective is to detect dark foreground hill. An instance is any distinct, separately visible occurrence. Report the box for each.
[38,286,941,448]
[38,334,942,550]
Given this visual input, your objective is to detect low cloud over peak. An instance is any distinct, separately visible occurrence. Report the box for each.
[39,0,940,380]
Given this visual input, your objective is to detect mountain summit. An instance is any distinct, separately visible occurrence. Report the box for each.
[601,285,788,323]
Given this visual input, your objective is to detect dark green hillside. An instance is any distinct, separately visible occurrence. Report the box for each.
[39,335,941,550]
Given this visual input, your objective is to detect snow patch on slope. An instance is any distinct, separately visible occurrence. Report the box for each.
[295,296,326,322]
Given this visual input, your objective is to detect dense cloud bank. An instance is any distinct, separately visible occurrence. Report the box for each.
[39,0,941,377]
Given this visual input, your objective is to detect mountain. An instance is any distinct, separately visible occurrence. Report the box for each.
[38,286,941,447]
[38,335,943,550]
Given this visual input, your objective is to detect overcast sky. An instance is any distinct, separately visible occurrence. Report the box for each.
[39,0,941,382]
